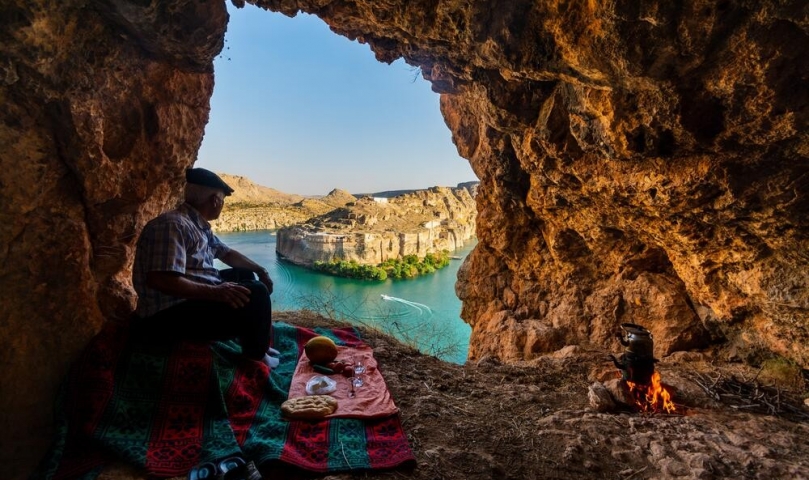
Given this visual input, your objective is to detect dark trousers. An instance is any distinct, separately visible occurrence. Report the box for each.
[133,268,272,360]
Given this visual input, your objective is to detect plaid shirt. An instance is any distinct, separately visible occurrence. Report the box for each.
[133,203,231,317]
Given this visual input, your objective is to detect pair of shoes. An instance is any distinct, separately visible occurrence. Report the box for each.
[219,457,263,480]
[187,462,220,480]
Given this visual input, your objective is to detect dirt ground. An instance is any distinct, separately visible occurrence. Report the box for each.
[102,311,809,480]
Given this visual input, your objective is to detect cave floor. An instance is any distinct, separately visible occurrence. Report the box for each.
[94,311,809,480]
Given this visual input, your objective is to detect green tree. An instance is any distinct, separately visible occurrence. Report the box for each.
[314,250,453,281]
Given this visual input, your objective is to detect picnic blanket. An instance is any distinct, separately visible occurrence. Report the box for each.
[288,345,400,419]
[33,320,414,479]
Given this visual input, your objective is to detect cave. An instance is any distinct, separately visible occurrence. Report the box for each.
[1,0,808,477]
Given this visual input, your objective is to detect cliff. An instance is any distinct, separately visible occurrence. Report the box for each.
[276,187,477,266]
[2,0,809,477]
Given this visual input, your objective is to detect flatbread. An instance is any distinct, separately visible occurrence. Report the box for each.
[281,395,338,420]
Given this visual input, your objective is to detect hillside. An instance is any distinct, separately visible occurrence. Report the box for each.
[210,175,479,235]
[295,188,358,212]
[218,174,305,205]
[210,177,357,232]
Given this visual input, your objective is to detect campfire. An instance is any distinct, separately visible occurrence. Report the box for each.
[590,323,679,414]
[626,371,676,413]
[590,324,809,418]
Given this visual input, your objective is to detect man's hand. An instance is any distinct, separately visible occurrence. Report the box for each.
[146,271,253,308]
[257,269,274,294]
[212,282,252,308]
[219,250,274,295]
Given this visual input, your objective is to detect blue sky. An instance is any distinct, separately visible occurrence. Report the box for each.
[197,4,477,196]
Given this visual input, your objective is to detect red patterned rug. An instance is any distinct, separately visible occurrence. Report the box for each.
[34,321,415,479]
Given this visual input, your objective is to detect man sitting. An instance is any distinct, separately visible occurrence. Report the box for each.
[132,168,278,367]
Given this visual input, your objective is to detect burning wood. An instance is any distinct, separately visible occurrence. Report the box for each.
[592,323,679,414]
[626,371,676,414]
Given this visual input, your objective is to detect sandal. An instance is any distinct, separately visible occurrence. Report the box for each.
[187,462,221,480]
[218,456,263,480]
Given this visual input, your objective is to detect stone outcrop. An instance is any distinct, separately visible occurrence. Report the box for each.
[2,0,808,477]
[276,187,477,266]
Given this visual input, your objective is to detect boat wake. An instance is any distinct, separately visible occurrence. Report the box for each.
[381,294,432,315]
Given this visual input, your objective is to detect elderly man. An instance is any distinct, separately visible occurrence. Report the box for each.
[132,168,278,366]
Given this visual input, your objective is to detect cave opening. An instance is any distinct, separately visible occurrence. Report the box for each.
[197,5,477,196]
[195,5,478,365]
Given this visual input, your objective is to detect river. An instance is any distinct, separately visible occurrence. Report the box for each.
[215,230,474,364]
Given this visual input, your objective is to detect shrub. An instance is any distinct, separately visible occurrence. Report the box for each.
[313,260,388,281]
[313,250,452,281]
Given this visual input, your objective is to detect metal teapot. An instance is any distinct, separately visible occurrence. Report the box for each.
[617,323,654,357]
[610,323,657,385]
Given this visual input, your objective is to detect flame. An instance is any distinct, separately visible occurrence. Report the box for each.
[626,371,676,413]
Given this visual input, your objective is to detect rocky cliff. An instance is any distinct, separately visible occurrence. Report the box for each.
[2,0,808,477]
[276,187,477,266]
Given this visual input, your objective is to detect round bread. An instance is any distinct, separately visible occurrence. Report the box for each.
[281,395,338,419]
[304,336,339,364]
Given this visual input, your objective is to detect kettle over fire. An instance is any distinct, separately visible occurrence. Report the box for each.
[610,323,658,385]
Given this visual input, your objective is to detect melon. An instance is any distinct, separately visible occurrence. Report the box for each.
[304,336,338,364]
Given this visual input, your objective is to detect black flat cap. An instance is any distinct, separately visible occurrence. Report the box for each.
[186,168,234,196]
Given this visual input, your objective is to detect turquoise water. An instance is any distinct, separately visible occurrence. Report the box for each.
[215,230,474,364]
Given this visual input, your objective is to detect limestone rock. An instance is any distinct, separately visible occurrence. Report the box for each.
[276,187,477,266]
[588,382,616,413]
[604,378,636,408]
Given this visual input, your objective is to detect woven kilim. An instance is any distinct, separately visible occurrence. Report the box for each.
[33,321,414,479]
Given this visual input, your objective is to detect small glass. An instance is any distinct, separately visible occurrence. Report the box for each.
[353,358,366,375]
[350,356,365,390]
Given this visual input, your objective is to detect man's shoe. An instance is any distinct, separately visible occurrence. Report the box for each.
[188,462,221,480]
[218,457,263,480]
[267,347,281,356]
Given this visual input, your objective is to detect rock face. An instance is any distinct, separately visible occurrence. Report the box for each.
[1,0,226,476]
[2,0,808,477]
[276,187,476,266]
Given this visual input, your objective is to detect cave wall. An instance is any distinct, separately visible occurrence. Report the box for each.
[0,0,226,476]
[1,0,807,477]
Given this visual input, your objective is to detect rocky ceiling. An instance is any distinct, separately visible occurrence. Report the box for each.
[1,0,807,477]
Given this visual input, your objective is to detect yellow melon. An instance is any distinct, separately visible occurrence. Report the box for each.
[304,336,338,364]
